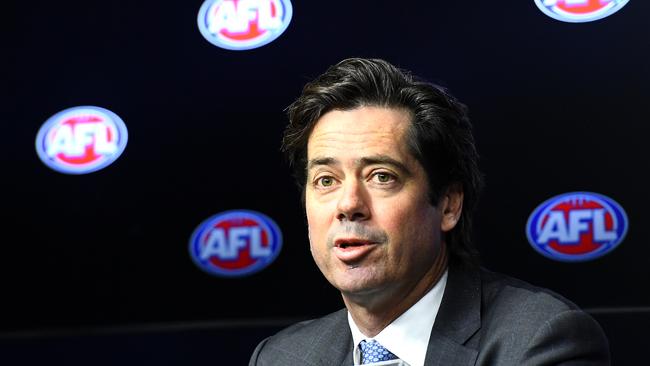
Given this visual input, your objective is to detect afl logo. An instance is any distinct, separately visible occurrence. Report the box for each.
[526,192,628,262]
[534,0,630,23]
[35,106,128,174]
[197,0,293,50]
[189,210,283,277]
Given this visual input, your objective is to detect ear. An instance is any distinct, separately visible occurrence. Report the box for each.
[439,184,464,233]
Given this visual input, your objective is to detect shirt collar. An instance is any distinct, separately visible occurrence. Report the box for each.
[348,269,448,366]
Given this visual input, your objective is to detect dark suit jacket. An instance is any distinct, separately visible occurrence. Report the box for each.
[249,265,610,365]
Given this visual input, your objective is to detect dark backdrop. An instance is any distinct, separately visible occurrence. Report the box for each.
[4,0,649,356]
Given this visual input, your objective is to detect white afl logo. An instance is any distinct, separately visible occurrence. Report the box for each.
[35,106,128,174]
[197,0,293,50]
[534,0,630,23]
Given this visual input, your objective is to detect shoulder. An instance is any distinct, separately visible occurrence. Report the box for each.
[476,268,610,364]
[264,308,347,346]
[480,268,581,317]
[249,309,350,366]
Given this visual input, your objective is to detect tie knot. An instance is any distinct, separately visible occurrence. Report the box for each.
[359,339,398,364]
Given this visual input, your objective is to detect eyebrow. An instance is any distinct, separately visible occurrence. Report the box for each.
[360,155,412,176]
[307,157,338,171]
[307,155,412,176]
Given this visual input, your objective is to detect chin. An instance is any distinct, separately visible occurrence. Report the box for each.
[332,270,386,297]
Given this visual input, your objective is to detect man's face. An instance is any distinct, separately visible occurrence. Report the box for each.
[305,106,448,301]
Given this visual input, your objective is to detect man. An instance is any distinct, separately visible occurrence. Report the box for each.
[249,58,610,365]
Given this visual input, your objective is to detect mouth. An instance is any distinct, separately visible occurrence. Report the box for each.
[333,238,378,262]
[335,238,375,248]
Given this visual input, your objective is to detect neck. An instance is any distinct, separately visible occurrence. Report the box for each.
[343,244,448,337]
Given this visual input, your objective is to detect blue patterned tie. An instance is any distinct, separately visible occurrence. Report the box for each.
[359,339,398,364]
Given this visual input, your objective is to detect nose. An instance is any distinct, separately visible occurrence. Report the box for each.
[336,179,370,222]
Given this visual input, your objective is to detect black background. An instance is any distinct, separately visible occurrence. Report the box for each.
[4,0,649,338]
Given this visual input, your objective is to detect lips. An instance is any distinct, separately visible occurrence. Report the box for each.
[333,238,378,263]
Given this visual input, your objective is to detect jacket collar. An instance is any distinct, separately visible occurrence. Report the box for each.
[424,263,481,365]
[319,264,482,366]
[307,308,353,366]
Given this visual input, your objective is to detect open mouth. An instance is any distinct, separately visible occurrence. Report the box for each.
[338,242,366,249]
[334,238,374,249]
[333,239,377,262]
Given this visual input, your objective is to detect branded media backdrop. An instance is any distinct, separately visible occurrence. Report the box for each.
[3,0,649,364]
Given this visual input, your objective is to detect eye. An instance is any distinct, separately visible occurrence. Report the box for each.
[371,171,397,184]
[315,176,336,187]
[375,173,392,183]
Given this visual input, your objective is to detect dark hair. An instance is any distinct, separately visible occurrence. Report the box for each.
[281,58,483,266]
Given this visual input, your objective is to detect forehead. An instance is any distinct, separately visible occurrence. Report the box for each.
[306,106,413,161]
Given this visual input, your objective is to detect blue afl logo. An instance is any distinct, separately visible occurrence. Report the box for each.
[526,192,628,262]
[534,0,630,23]
[197,0,293,51]
[35,106,128,174]
[189,210,283,277]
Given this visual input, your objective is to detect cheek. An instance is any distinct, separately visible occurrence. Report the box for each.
[379,202,418,232]
[306,192,334,237]
[306,205,328,246]
[306,212,333,274]
[384,203,439,246]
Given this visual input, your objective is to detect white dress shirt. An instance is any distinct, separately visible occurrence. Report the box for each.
[348,270,448,366]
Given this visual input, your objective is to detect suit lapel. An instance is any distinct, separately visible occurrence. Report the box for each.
[338,348,354,366]
[424,264,481,366]
[312,266,482,366]
[307,309,354,366]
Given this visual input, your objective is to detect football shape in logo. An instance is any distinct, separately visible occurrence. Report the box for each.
[534,0,630,23]
[197,0,293,50]
[35,106,128,174]
[526,192,628,262]
[189,210,283,277]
